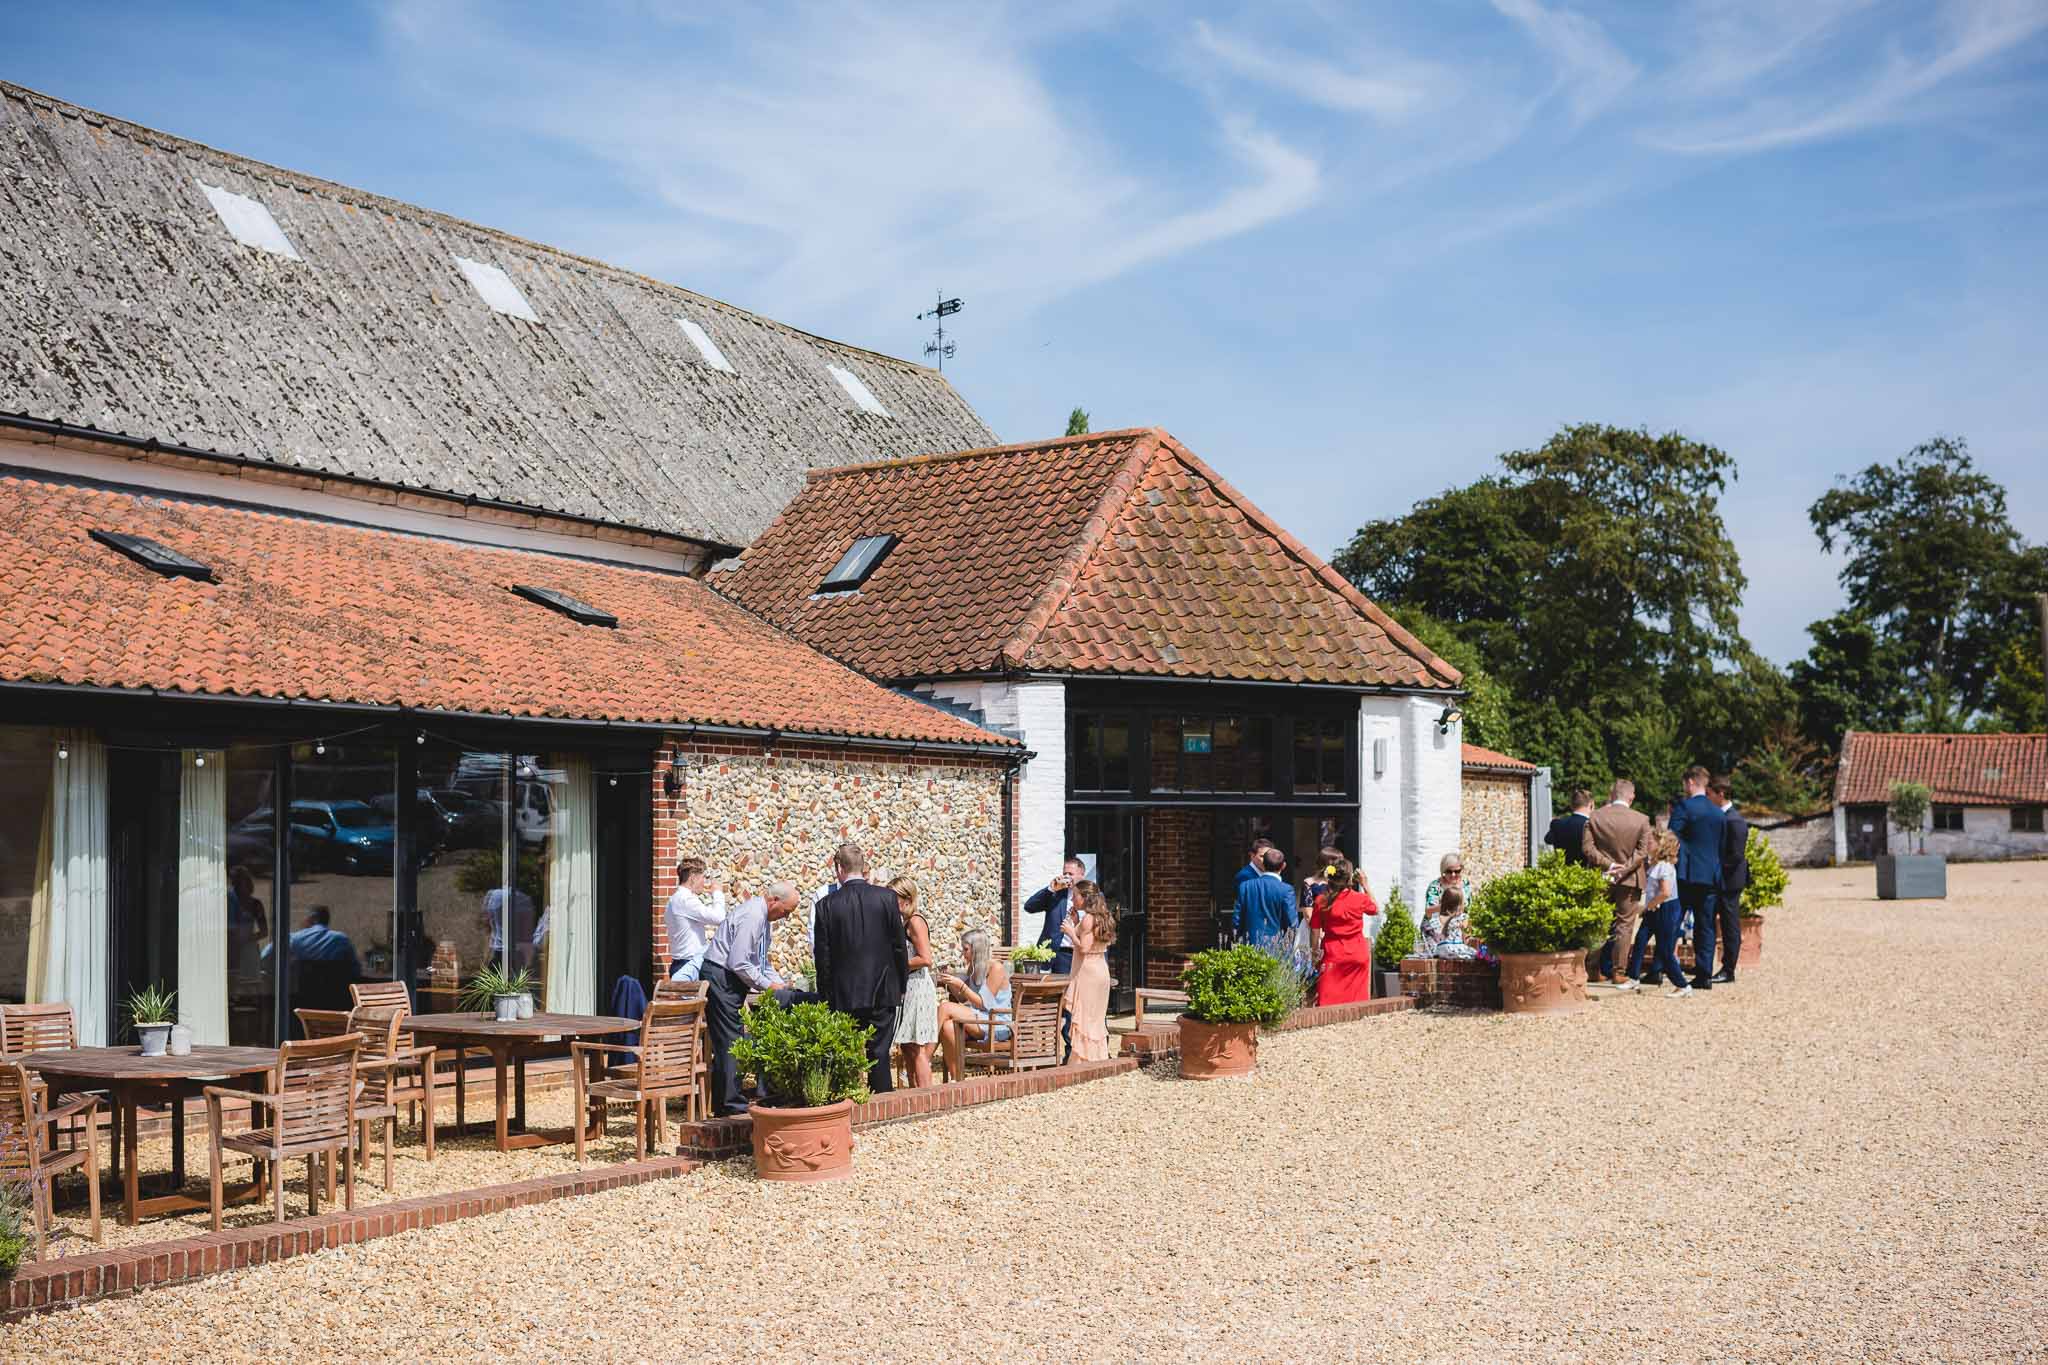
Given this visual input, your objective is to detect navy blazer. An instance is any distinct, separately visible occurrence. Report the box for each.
[1719,804,1751,896]
[1667,793,1727,889]
[1026,884,1074,952]
[1234,873,1299,947]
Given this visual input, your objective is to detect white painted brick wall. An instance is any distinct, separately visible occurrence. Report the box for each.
[1404,696,1464,909]
[1358,696,1405,907]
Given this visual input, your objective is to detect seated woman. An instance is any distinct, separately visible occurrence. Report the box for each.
[935,928,1011,1082]
[1423,852,1465,912]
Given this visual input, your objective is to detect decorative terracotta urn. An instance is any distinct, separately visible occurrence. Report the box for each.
[1178,1015,1258,1079]
[1738,916,1764,967]
[1497,949,1591,1016]
[747,1099,855,1182]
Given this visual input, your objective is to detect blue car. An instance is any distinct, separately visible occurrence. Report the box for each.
[292,800,395,874]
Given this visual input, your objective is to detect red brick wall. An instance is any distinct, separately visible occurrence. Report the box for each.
[1144,807,1215,989]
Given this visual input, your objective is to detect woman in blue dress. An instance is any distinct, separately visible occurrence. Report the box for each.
[936,928,1011,1083]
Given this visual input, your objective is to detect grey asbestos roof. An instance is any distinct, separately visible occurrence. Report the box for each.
[0,81,997,550]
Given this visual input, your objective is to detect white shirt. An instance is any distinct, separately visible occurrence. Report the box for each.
[664,884,726,964]
[1647,860,1677,908]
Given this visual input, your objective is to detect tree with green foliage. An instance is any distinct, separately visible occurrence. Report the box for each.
[1887,781,1931,855]
[1788,611,1913,754]
[1732,723,1829,816]
[1982,635,2047,733]
[1807,438,2048,725]
[1065,406,1090,436]
[1389,607,1514,752]
[1375,887,1417,968]
[1741,829,1788,916]
[1467,850,1612,954]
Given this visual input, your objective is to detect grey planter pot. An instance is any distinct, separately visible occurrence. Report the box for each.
[1877,853,1947,900]
[136,1023,172,1057]
[1378,970,1404,1000]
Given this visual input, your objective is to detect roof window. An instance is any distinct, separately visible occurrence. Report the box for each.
[198,181,301,260]
[453,256,540,322]
[827,365,891,417]
[818,535,898,593]
[676,317,735,373]
[511,584,617,627]
[90,529,215,582]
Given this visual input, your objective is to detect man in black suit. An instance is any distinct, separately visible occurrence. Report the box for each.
[812,842,909,1094]
[1023,855,1087,974]
[1708,777,1750,983]
[1668,765,1727,992]
[1544,788,1596,866]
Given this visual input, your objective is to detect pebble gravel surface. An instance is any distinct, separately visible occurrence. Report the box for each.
[5,862,2042,1362]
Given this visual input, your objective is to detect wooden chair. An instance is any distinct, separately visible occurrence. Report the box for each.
[1132,989,1189,1029]
[347,1006,437,1190]
[294,1008,353,1040]
[0,1060,101,1261]
[205,1033,362,1229]
[650,979,712,1120]
[0,1002,81,1055]
[569,999,704,1164]
[959,975,1068,1077]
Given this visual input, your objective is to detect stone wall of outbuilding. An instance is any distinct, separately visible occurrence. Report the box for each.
[652,737,1011,980]
[1460,770,1531,892]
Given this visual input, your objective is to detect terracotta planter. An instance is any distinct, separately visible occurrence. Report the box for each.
[1178,1015,1258,1079]
[747,1099,855,1182]
[1739,916,1764,967]
[1497,949,1591,1016]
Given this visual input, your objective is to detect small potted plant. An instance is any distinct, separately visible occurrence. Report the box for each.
[1374,887,1417,999]
[1466,852,1612,1016]
[1177,944,1288,1079]
[461,965,526,1022]
[1008,942,1055,975]
[127,982,177,1055]
[1877,780,1946,900]
[1739,828,1785,965]
[731,997,872,1181]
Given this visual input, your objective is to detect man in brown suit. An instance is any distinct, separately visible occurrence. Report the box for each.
[1583,778,1654,988]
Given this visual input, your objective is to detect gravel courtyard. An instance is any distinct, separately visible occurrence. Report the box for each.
[6,861,2043,1362]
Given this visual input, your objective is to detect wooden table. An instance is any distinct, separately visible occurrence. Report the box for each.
[21,1045,279,1226]
[399,1013,638,1152]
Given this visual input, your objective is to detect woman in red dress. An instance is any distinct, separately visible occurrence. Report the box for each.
[1311,856,1381,1006]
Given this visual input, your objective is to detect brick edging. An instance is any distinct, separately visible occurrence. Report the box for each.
[1119,995,1416,1058]
[676,1055,1140,1158]
[3,1155,696,1320]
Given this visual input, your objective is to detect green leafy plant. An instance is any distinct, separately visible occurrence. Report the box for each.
[1466,851,1613,955]
[1180,945,1289,1027]
[1009,942,1054,968]
[459,964,532,1011]
[125,982,176,1027]
[0,1186,28,1279]
[1888,781,1931,854]
[1741,828,1787,916]
[732,997,873,1108]
[1374,887,1418,969]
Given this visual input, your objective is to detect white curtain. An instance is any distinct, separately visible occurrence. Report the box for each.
[543,755,596,1013]
[178,749,229,1046]
[30,731,110,1045]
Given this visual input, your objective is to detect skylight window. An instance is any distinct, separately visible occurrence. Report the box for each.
[676,317,735,373]
[89,529,215,582]
[452,256,540,322]
[198,181,301,260]
[818,535,898,593]
[510,584,616,628]
[827,365,890,417]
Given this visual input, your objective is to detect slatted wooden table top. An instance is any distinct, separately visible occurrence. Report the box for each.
[18,1044,280,1083]
[398,1013,638,1040]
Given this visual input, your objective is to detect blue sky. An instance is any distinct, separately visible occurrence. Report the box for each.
[10,0,2047,664]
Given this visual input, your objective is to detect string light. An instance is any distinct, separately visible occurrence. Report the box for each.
[194,755,206,768]
[57,744,69,760]
[315,741,326,755]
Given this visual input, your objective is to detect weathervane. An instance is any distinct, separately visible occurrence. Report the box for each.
[918,290,962,370]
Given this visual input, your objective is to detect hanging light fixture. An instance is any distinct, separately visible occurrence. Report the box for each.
[58,743,69,760]
[316,740,326,755]
[195,754,206,768]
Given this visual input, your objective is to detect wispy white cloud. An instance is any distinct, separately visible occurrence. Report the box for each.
[1489,0,1640,124]
[377,1,1318,332]
[1190,19,1444,121]
[1646,0,2048,154]
[1666,0,1877,96]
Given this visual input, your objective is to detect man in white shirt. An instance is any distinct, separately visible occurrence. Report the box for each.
[664,857,726,980]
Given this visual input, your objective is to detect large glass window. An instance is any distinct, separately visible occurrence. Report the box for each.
[0,726,58,1007]
[1292,715,1352,796]
[284,740,395,1029]
[223,746,278,1044]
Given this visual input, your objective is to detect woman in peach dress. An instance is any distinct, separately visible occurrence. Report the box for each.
[1059,880,1117,1063]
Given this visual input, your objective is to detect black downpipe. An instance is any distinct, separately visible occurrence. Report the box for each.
[1000,764,1017,946]
[270,746,291,1045]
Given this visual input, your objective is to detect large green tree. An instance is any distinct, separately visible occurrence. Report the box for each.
[1337,424,1776,803]
[1807,438,2046,723]
[1786,610,1912,753]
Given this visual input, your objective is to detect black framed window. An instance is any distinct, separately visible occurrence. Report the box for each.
[1931,804,1964,832]
[1069,711,1133,794]
[1291,715,1352,796]
[2010,805,2042,833]
[1069,698,1342,800]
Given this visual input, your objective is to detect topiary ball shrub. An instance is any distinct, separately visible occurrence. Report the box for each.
[1466,850,1613,955]
[1375,887,1417,969]
[1742,828,1787,916]
[733,996,873,1108]
[1181,944,1290,1027]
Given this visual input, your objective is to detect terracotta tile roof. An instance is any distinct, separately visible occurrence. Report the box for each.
[1834,731,2048,807]
[0,473,1015,749]
[1461,742,1537,773]
[714,428,1459,690]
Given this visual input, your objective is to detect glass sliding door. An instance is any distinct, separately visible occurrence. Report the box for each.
[285,740,395,1029]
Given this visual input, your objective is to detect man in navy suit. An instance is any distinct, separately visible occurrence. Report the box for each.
[1666,765,1727,992]
[1234,847,1299,948]
[1024,855,1087,974]
[1709,777,1750,983]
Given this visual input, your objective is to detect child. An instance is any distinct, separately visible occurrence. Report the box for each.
[1644,830,1691,998]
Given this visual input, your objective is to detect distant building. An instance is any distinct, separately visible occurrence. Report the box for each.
[1832,731,2048,863]
[1459,743,1545,889]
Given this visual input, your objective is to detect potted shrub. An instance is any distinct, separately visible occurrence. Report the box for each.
[1008,942,1054,975]
[461,964,527,1022]
[1739,828,1786,966]
[1877,780,1947,900]
[127,982,177,1055]
[1374,888,1417,999]
[1466,852,1611,1016]
[731,997,871,1182]
[1178,944,1288,1079]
